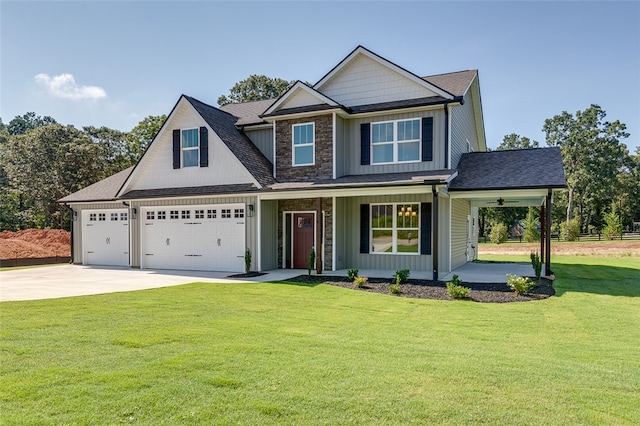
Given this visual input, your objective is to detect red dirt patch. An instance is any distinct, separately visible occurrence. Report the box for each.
[0,229,71,260]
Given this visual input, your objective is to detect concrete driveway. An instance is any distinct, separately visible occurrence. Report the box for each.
[0,265,297,302]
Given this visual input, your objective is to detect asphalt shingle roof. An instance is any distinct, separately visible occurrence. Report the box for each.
[58,167,133,203]
[422,70,477,98]
[449,147,566,191]
[220,99,275,126]
[184,96,275,188]
[119,183,259,200]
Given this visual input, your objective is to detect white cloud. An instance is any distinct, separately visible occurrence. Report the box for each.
[35,73,107,101]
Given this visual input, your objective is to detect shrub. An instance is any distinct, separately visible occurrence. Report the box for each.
[489,222,508,244]
[602,204,623,240]
[446,275,470,299]
[347,268,359,281]
[244,249,252,274]
[353,276,368,288]
[523,207,540,243]
[389,282,401,295]
[560,219,580,241]
[506,274,536,295]
[307,247,315,276]
[394,269,410,284]
[530,251,542,280]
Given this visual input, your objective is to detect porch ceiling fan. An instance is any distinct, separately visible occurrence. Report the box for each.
[489,197,520,206]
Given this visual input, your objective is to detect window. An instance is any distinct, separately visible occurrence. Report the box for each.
[98,213,106,221]
[111,213,118,221]
[146,211,155,220]
[371,203,419,254]
[195,209,204,219]
[89,213,96,221]
[120,212,128,221]
[234,209,244,218]
[207,209,217,219]
[371,119,420,164]
[292,123,314,166]
[221,209,231,218]
[157,211,166,220]
[181,210,190,219]
[170,210,179,220]
[182,128,199,167]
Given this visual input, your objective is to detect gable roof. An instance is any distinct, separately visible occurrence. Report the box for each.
[220,98,275,126]
[183,96,276,188]
[262,81,340,117]
[448,147,566,191]
[423,70,477,98]
[58,167,133,203]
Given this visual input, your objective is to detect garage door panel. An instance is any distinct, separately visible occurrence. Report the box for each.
[82,209,129,267]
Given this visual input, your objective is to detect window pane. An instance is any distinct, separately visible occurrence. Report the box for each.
[372,123,393,143]
[294,124,313,145]
[182,129,199,148]
[294,145,313,165]
[397,204,419,228]
[372,144,393,163]
[372,204,393,229]
[183,149,199,167]
[372,230,393,253]
[397,230,419,253]
[398,141,420,161]
[398,119,420,141]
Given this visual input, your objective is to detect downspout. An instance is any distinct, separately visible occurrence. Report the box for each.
[122,201,132,267]
[65,204,74,264]
[432,185,439,281]
[444,103,450,169]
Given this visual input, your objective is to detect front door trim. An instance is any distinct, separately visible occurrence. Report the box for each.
[282,210,316,269]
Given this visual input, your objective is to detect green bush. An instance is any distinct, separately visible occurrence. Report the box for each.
[560,219,580,241]
[602,204,623,240]
[389,282,401,295]
[489,222,508,244]
[506,274,536,295]
[353,276,368,288]
[530,251,542,280]
[244,249,252,274]
[307,247,315,276]
[347,268,359,281]
[394,269,410,284]
[523,207,540,243]
[446,275,470,299]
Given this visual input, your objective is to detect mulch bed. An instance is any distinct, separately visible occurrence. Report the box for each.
[288,275,555,303]
[227,272,267,278]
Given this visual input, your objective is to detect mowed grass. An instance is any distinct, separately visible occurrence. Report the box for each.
[2,258,639,425]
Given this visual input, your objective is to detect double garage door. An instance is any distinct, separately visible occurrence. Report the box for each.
[82,209,129,266]
[141,204,246,273]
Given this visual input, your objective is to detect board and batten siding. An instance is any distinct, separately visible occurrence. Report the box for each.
[450,92,479,169]
[318,54,437,107]
[438,195,451,273]
[260,200,278,270]
[450,198,471,270]
[344,109,446,175]
[339,193,434,272]
[128,196,258,268]
[70,202,129,264]
[245,128,274,164]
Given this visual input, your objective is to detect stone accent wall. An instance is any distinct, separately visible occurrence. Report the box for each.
[275,114,333,181]
[277,198,333,270]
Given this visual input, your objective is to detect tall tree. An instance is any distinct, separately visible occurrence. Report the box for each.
[497,133,539,150]
[125,114,166,163]
[543,105,629,227]
[217,75,294,106]
[7,112,57,135]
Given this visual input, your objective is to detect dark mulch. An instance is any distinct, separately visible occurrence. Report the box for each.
[288,275,555,303]
[227,272,267,278]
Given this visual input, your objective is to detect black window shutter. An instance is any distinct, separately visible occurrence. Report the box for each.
[360,123,370,165]
[422,117,433,162]
[199,126,208,167]
[172,129,181,169]
[360,204,370,254]
[420,202,432,255]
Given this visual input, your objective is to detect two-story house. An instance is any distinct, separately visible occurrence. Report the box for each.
[59,46,566,279]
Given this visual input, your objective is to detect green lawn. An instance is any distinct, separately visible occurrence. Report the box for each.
[1,258,639,425]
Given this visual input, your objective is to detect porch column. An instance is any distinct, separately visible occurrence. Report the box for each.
[540,203,546,264]
[432,186,439,281]
[316,197,322,275]
[545,189,552,276]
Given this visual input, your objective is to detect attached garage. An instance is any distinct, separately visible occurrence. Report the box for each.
[81,209,130,266]
[140,204,246,272]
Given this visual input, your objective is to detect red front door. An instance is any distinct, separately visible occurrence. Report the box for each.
[293,213,314,269]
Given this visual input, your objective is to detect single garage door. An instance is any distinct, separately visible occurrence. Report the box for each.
[82,209,129,266]
[141,204,246,272]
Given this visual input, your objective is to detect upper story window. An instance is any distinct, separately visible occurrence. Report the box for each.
[292,123,314,166]
[182,128,199,167]
[371,119,420,164]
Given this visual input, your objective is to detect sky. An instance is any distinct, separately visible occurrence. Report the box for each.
[1,1,639,152]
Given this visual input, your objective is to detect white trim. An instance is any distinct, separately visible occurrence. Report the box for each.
[332,112,336,180]
[256,195,262,272]
[447,103,452,169]
[369,202,421,256]
[292,122,315,167]
[332,196,336,271]
[263,82,340,116]
[180,127,200,168]
[314,46,454,100]
[272,120,277,178]
[370,118,422,165]
[260,184,450,200]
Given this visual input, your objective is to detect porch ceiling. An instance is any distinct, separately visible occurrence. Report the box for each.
[449,188,548,208]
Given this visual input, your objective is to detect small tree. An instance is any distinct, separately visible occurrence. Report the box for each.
[602,203,623,240]
[523,207,540,243]
[560,218,580,241]
[307,247,315,276]
[489,222,508,244]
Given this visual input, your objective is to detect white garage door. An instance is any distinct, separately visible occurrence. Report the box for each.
[141,204,246,272]
[82,209,129,266]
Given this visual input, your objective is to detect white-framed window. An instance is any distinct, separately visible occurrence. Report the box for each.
[120,212,128,221]
[170,210,179,220]
[207,209,216,219]
[181,210,190,219]
[292,122,314,166]
[89,213,96,221]
[371,119,420,164]
[146,211,155,220]
[221,209,231,219]
[234,208,244,218]
[371,203,419,255]
[98,213,106,221]
[111,213,118,221]
[195,209,204,219]
[157,211,166,220]
[182,128,199,167]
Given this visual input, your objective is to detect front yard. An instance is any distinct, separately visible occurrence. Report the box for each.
[1,256,639,424]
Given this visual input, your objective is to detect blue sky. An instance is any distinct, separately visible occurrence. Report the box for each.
[2,1,638,152]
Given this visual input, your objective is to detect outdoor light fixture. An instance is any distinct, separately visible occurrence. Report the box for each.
[247,203,254,217]
[131,207,137,219]
[72,210,78,221]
